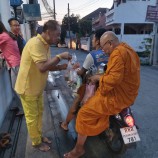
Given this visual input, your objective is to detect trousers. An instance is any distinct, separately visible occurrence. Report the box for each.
[20,94,43,146]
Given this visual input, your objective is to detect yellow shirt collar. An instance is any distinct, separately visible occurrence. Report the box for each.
[37,34,49,46]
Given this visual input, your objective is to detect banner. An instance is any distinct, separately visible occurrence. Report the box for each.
[10,0,23,7]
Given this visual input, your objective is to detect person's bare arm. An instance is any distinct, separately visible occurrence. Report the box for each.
[36,56,60,72]
[49,63,68,71]
[36,52,71,73]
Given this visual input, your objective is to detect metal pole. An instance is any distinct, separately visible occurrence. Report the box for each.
[153,27,158,65]
[68,3,72,48]
[149,30,155,65]
[29,0,38,37]
[13,6,17,18]
[53,0,56,20]
[153,0,158,65]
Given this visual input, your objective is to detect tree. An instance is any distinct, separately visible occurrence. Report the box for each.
[60,14,79,43]
[61,14,79,34]
[60,25,67,44]
[60,14,92,43]
[78,19,92,37]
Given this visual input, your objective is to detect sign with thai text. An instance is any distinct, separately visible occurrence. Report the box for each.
[146,5,158,22]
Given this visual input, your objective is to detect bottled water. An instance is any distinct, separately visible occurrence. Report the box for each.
[64,61,72,81]
[70,69,77,83]
[98,63,106,74]
[67,61,72,70]
[76,75,82,88]
[71,52,77,65]
[90,65,98,75]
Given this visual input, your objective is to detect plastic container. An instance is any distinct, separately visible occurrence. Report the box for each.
[71,52,77,65]
[76,75,82,88]
[98,63,106,74]
[90,65,98,75]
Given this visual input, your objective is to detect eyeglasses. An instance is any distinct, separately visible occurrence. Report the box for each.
[101,38,116,49]
[102,40,110,48]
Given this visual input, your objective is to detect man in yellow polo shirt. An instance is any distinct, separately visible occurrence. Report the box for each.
[15,20,71,152]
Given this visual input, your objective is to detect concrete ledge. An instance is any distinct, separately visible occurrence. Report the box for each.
[0,67,13,127]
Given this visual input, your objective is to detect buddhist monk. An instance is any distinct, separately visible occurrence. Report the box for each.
[64,31,140,158]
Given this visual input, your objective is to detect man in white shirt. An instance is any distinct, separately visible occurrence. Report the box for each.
[60,28,108,131]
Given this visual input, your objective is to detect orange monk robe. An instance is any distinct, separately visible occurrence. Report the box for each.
[76,42,140,136]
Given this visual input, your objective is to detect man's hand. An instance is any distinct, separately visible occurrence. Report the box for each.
[60,52,72,60]
[88,74,101,84]
[59,63,67,70]
[73,62,80,69]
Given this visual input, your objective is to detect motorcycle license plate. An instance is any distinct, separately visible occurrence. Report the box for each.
[120,126,140,144]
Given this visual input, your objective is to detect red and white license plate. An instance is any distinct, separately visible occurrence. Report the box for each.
[120,126,140,144]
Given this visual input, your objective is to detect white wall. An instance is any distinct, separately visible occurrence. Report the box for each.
[117,34,152,52]
[0,0,11,29]
[80,37,91,51]
[106,0,156,25]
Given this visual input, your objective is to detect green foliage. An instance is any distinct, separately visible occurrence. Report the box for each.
[78,19,92,37]
[61,14,79,34]
[136,51,150,57]
[141,37,152,53]
[60,14,92,42]
[60,25,67,44]
[137,37,152,65]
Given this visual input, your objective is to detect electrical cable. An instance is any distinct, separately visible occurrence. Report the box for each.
[71,0,99,11]
[41,0,54,17]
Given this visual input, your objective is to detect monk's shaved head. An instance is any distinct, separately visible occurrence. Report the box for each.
[100,31,118,46]
[100,31,120,56]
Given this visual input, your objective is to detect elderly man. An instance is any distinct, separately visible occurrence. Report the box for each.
[15,20,71,152]
[64,31,140,158]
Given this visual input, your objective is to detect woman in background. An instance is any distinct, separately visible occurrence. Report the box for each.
[0,21,21,84]
[0,21,23,116]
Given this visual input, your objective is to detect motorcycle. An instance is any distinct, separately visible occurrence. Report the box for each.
[100,107,140,154]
